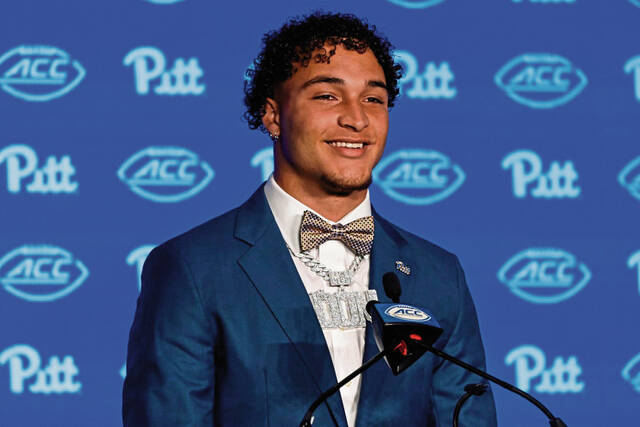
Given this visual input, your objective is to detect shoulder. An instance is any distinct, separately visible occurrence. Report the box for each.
[376,212,460,270]
[149,206,244,267]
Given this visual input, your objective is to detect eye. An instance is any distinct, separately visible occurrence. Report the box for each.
[313,94,337,100]
[365,96,385,104]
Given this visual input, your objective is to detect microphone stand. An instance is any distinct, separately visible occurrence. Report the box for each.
[299,350,387,427]
[418,342,567,427]
[453,383,488,427]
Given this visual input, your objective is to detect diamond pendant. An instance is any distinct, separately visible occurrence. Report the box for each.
[329,270,352,287]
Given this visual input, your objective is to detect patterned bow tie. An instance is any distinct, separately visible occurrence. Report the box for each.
[299,210,374,256]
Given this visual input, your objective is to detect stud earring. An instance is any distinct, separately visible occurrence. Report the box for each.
[269,131,280,141]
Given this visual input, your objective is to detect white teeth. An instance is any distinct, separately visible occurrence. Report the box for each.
[330,141,364,149]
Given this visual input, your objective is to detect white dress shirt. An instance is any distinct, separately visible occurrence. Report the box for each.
[264,175,371,427]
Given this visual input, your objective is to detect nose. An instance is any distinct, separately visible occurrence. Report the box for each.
[337,98,369,132]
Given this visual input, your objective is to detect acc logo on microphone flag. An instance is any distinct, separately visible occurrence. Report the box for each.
[0,45,85,102]
[386,0,447,9]
[618,156,640,201]
[118,146,214,203]
[495,53,587,109]
[384,304,431,322]
[0,245,89,302]
[498,248,591,304]
[373,149,465,205]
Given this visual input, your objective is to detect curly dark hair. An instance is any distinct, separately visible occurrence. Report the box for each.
[243,11,403,133]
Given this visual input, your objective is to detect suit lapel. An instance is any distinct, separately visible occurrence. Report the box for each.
[235,187,347,426]
[356,211,416,426]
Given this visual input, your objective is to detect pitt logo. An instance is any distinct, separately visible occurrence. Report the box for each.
[506,345,584,394]
[385,305,431,321]
[373,149,465,205]
[502,150,580,199]
[0,144,78,194]
[0,245,89,302]
[118,146,214,203]
[629,250,640,295]
[0,45,85,102]
[495,53,587,109]
[386,0,447,8]
[121,245,155,378]
[622,353,640,393]
[123,47,205,96]
[127,245,155,292]
[618,156,640,201]
[251,147,274,181]
[497,248,591,304]
[624,56,640,101]
[394,51,456,99]
[0,345,81,394]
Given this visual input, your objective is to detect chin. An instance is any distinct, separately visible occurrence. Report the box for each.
[320,173,373,196]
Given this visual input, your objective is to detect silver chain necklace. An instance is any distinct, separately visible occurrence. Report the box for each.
[287,246,364,287]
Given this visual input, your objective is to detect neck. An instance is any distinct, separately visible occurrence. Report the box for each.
[273,173,367,222]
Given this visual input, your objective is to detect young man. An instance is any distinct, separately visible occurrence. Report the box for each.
[123,12,497,426]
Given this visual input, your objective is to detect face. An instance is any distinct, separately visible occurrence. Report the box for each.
[263,45,389,196]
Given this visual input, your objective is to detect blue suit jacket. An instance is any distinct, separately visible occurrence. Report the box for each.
[123,186,497,426]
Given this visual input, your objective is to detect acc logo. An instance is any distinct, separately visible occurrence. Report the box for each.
[0,144,78,194]
[495,53,587,109]
[394,51,456,99]
[506,345,584,394]
[618,156,640,200]
[622,353,640,393]
[118,146,214,203]
[373,149,465,205]
[0,45,85,102]
[124,47,205,96]
[386,0,447,8]
[251,147,274,182]
[629,250,640,295]
[385,304,431,321]
[498,248,591,304]
[0,344,81,394]
[502,150,580,199]
[0,245,89,302]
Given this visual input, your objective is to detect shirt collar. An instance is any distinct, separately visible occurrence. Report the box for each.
[264,175,372,253]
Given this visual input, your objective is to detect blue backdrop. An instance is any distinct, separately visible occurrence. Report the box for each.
[1,1,639,426]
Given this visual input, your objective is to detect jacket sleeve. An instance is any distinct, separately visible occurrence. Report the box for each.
[430,256,498,426]
[123,244,216,426]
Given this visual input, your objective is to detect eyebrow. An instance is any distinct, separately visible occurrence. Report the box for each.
[301,75,388,92]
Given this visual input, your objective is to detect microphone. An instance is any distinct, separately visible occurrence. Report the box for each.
[299,272,435,427]
[373,273,568,427]
[382,272,401,303]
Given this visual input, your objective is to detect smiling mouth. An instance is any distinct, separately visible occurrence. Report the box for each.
[326,141,369,149]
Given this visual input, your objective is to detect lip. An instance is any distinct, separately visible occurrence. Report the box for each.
[324,139,372,158]
[325,138,372,145]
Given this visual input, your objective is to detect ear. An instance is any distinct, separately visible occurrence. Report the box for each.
[261,97,280,138]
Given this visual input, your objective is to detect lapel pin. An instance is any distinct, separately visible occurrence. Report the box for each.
[395,261,411,275]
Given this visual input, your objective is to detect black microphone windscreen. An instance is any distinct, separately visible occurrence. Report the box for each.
[382,272,402,303]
